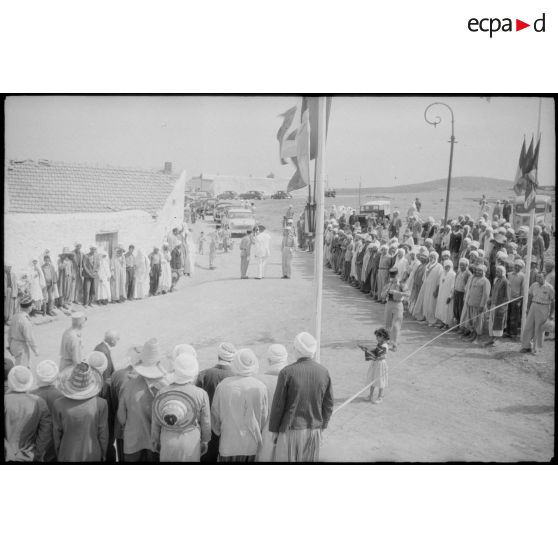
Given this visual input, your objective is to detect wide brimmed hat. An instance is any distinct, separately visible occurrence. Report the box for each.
[153,389,198,430]
[8,366,35,392]
[172,344,197,360]
[36,360,59,385]
[136,338,166,379]
[231,348,259,376]
[217,342,236,362]
[87,351,108,375]
[59,247,75,258]
[58,362,102,400]
[294,332,317,358]
[171,353,199,384]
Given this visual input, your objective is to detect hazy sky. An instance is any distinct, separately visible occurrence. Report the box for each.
[5,95,555,188]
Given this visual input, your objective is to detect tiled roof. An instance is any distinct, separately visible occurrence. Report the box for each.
[5,160,179,214]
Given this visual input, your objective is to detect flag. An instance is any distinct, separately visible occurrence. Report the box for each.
[513,137,526,194]
[277,97,332,192]
[277,106,298,164]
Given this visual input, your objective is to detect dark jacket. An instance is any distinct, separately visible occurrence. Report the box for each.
[268,357,334,433]
[195,363,234,406]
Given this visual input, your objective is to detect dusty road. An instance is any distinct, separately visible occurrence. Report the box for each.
[9,200,555,462]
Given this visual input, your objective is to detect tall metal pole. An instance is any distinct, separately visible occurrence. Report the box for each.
[521,97,543,338]
[358,176,362,209]
[424,102,456,225]
[313,97,328,362]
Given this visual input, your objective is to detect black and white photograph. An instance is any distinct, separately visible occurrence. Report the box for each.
[3,95,555,464]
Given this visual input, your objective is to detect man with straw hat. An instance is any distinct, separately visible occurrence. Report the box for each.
[268,332,334,463]
[59,311,86,371]
[151,353,211,462]
[196,342,236,462]
[211,348,268,463]
[31,360,62,462]
[256,344,289,462]
[117,338,168,462]
[52,362,108,462]
[4,365,52,462]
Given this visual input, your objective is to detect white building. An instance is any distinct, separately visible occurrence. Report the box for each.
[186,173,289,197]
[5,159,186,273]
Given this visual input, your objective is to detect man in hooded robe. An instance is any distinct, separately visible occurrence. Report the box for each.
[110,247,127,303]
[375,245,392,304]
[414,251,444,325]
[435,260,456,328]
[453,258,472,331]
[409,251,428,315]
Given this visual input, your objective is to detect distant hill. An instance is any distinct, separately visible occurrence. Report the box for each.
[338,176,518,197]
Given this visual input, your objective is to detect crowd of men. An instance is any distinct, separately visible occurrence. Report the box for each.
[4,226,199,326]
[4,320,333,463]
[323,200,555,354]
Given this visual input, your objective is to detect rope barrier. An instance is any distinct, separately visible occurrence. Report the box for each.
[331,294,525,417]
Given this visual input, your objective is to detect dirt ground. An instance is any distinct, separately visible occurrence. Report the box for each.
[7,194,555,462]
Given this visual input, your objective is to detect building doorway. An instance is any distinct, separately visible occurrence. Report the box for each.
[95,232,118,257]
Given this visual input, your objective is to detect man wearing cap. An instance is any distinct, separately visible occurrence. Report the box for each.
[53,362,108,462]
[117,338,168,462]
[59,312,86,371]
[520,271,555,355]
[381,267,410,351]
[269,332,334,462]
[4,366,52,462]
[7,295,39,366]
[196,342,236,462]
[281,221,296,279]
[82,246,98,307]
[506,260,525,338]
[31,360,62,462]
[211,348,268,462]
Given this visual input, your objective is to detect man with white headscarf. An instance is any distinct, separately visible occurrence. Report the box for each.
[268,332,334,462]
[434,260,456,329]
[453,258,472,332]
[256,344,289,462]
[462,264,491,344]
[506,259,525,339]
[211,348,268,462]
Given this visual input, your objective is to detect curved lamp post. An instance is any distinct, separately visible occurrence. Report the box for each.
[424,102,456,225]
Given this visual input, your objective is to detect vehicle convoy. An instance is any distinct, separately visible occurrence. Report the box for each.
[239,190,264,200]
[325,188,336,198]
[271,190,292,199]
[213,200,236,222]
[217,190,238,200]
[356,198,391,229]
[222,207,256,236]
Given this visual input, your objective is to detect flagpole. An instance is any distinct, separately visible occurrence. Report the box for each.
[520,97,543,338]
[313,97,328,362]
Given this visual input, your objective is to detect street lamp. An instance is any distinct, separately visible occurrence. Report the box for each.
[424,102,456,225]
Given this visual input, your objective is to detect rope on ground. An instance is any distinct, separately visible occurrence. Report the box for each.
[331,295,524,417]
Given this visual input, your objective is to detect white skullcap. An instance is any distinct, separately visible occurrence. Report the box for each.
[496,265,507,277]
[8,366,34,393]
[459,258,469,265]
[217,342,236,362]
[172,344,197,360]
[36,360,59,384]
[267,344,288,365]
[231,349,259,377]
[443,260,453,268]
[293,332,317,358]
[87,351,108,374]
[441,250,451,257]
[172,353,199,384]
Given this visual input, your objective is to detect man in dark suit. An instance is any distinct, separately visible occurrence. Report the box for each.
[95,329,120,462]
[269,332,334,462]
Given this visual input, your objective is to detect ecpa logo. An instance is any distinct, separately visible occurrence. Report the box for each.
[468,13,546,37]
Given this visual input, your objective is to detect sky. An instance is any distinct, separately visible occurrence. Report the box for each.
[5,95,555,188]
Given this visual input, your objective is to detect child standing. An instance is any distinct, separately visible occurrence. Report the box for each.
[361,328,390,404]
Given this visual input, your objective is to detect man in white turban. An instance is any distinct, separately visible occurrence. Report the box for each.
[211,348,268,463]
[268,332,334,462]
